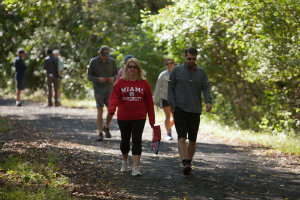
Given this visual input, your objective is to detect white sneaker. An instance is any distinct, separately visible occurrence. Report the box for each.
[121,160,130,172]
[131,166,142,176]
[166,131,173,140]
[166,134,172,140]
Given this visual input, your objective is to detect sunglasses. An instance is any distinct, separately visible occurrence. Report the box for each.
[165,62,174,65]
[128,65,137,69]
[187,58,196,61]
[101,52,109,57]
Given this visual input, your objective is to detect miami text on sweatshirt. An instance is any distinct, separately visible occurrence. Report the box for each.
[109,78,155,127]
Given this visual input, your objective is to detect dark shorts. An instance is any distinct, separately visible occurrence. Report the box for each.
[16,79,25,90]
[94,93,110,108]
[159,98,170,108]
[173,107,200,142]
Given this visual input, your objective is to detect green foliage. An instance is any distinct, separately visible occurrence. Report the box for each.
[114,26,166,89]
[0,186,71,200]
[0,0,169,99]
[0,118,13,133]
[0,155,71,200]
[143,0,300,134]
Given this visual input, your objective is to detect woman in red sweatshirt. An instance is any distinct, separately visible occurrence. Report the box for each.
[109,58,155,176]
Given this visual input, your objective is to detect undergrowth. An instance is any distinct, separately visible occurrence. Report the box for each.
[0,118,13,133]
[0,155,72,200]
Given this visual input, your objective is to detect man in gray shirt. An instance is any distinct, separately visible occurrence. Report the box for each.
[168,47,212,175]
[88,46,118,141]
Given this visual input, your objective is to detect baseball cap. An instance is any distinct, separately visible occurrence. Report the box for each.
[97,45,109,53]
[53,49,59,54]
[125,55,133,64]
[18,49,26,54]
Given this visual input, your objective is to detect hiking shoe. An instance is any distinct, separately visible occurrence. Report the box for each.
[121,160,130,172]
[96,133,104,141]
[132,166,142,176]
[55,102,61,107]
[152,140,160,154]
[48,102,53,107]
[103,127,111,138]
[16,102,22,107]
[183,165,193,175]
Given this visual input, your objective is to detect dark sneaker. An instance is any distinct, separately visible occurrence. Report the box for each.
[16,103,22,107]
[48,102,53,107]
[55,102,61,107]
[103,127,111,138]
[97,133,104,141]
[183,165,193,175]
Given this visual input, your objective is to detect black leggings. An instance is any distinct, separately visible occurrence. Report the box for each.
[118,119,146,155]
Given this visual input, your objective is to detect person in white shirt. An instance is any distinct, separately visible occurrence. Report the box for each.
[153,58,175,140]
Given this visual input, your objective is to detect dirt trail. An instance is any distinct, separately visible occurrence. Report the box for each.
[0,99,299,200]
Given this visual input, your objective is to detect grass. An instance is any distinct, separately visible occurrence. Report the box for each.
[0,89,95,108]
[0,155,72,200]
[200,115,300,156]
[0,117,13,133]
[61,98,95,108]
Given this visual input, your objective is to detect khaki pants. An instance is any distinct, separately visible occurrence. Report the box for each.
[46,76,59,105]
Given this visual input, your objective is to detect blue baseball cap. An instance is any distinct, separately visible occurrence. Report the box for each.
[125,55,133,64]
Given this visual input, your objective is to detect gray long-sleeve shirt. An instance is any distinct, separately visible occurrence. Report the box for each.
[153,69,171,101]
[168,64,212,114]
[88,56,118,95]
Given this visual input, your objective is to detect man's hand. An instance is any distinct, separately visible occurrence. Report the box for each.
[107,77,114,83]
[206,103,212,112]
[99,77,106,83]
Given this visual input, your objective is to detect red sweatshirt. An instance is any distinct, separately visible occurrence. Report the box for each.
[108,78,155,127]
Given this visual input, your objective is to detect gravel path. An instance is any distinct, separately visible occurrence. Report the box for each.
[0,99,299,200]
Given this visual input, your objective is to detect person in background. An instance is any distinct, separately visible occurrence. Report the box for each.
[88,45,118,141]
[53,49,64,106]
[43,49,59,107]
[153,58,175,140]
[116,55,133,81]
[108,58,155,176]
[168,47,212,175]
[14,49,27,107]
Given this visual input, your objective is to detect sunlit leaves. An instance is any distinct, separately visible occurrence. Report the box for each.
[0,0,169,98]
[143,0,300,134]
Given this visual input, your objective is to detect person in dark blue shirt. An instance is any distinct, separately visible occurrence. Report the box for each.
[14,49,27,107]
